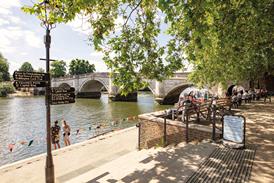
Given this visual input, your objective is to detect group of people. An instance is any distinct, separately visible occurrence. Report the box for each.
[51,120,71,150]
[231,88,271,108]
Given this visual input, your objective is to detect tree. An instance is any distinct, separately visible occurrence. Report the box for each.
[37,67,45,73]
[69,59,96,75]
[162,0,274,87]
[50,60,66,78]
[22,0,274,93]
[19,62,34,72]
[0,53,10,82]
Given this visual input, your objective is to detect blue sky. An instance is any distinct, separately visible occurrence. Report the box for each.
[0,1,190,74]
[0,0,108,73]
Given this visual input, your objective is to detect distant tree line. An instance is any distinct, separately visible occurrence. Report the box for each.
[0,52,96,96]
[0,53,10,82]
[0,53,13,96]
[50,59,96,78]
[0,52,96,79]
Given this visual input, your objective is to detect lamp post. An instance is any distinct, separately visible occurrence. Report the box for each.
[40,0,55,182]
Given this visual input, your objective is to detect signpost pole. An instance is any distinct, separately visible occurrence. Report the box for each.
[163,111,167,147]
[44,27,54,183]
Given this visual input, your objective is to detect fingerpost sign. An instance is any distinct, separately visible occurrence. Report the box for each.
[13,71,49,89]
[50,87,76,105]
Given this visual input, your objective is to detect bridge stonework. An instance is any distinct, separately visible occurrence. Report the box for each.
[51,72,191,104]
[52,72,252,104]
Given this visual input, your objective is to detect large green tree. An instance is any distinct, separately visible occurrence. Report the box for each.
[50,60,66,78]
[23,0,274,93]
[19,62,34,72]
[0,53,10,82]
[69,59,96,75]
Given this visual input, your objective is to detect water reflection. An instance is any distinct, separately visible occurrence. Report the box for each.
[0,92,170,166]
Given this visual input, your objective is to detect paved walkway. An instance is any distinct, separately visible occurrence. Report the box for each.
[0,127,138,183]
[237,99,274,183]
[67,142,216,183]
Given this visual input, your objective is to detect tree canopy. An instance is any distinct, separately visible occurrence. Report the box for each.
[69,59,96,75]
[50,60,66,78]
[23,0,274,93]
[19,62,34,72]
[0,53,10,82]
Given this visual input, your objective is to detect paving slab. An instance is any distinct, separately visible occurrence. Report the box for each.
[0,127,138,183]
[67,142,217,183]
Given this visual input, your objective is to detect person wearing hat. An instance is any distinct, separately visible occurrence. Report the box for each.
[51,120,61,149]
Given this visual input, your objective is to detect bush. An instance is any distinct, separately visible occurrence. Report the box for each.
[0,82,15,97]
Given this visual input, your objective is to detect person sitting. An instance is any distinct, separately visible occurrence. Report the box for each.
[177,95,192,122]
[232,93,238,108]
[263,89,271,103]
[255,89,261,100]
[242,90,248,103]
[237,91,242,106]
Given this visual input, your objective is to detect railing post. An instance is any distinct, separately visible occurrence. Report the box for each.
[164,112,167,147]
[185,109,189,143]
[197,104,200,122]
[138,122,141,150]
[212,105,216,141]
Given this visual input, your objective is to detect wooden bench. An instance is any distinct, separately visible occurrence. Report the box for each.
[216,97,232,110]
[176,102,211,122]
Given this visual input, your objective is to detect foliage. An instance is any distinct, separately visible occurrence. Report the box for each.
[161,0,274,87]
[69,59,96,75]
[37,67,45,73]
[0,82,15,97]
[19,62,34,72]
[22,0,274,92]
[0,53,10,82]
[50,60,66,78]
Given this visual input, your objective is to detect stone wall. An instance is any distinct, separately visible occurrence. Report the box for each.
[138,111,221,149]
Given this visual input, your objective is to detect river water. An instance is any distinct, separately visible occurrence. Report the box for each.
[0,92,170,166]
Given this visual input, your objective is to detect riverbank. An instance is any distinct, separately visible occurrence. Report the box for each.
[8,91,33,97]
[0,98,273,182]
[0,127,138,183]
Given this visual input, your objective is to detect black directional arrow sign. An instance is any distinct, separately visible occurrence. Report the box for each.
[13,71,49,89]
[50,87,76,105]
[51,87,75,94]
[13,80,47,89]
[13,71,49,81]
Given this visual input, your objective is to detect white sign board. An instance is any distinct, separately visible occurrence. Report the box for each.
[223,115,245,143]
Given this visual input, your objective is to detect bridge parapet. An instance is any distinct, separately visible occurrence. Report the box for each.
[51,72,192,104]
[172,72,190,79]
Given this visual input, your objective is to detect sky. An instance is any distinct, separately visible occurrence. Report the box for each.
[0,0,108,73]
[0,0,190,74]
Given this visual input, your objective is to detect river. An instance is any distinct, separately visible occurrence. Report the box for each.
[0,92,170,166]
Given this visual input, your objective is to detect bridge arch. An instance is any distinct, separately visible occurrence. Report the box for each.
[78,79,109,98]
[162,83,193,104]
[58,83,71,89]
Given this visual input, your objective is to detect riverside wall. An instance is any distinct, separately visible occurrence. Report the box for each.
[138,111,221,149]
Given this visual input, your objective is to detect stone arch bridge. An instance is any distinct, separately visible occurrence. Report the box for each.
[52,72,192,104]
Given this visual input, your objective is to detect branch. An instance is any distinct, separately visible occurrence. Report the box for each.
[123,0,143,29]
